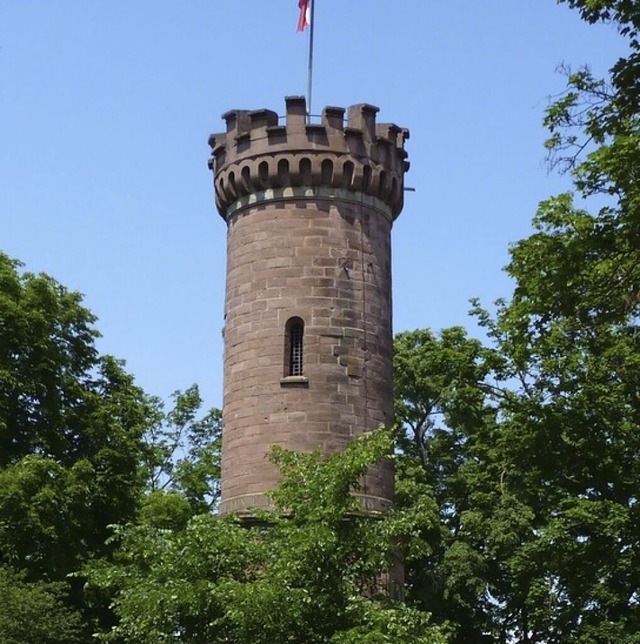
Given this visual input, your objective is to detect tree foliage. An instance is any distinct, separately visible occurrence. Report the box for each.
[142,384,222,518]
[497,5,640,636]
[391,3,640,641]
[0,254,156,573]
[0,565,85,644]
[0,252,157,635]
[393,328,504,641]
[87,430,447,644]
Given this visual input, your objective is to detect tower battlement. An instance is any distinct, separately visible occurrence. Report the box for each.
[208,96,410,220]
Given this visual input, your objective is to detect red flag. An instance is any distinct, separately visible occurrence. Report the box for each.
[297,0,310,31]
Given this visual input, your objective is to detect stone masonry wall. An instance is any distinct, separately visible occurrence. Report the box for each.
[222,199,394,514]
[210,98,409,515]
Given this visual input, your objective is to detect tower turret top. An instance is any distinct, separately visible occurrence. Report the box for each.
[208,96,410,221]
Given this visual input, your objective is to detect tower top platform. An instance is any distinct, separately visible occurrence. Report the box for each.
[208,96,410,221]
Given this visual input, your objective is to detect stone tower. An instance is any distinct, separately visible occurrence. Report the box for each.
[208,96,409,516]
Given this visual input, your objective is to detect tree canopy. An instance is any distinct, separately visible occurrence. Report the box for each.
[0,253,158,637]
[391,2,640,640]
[86,431,447,643]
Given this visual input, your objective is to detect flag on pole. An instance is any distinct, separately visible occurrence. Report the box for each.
[297,0,310,31]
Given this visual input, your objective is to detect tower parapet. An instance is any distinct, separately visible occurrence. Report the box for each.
[210,97,409,516]
[209,96,410,221]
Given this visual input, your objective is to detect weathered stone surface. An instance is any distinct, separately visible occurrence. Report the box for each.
[210,97,409,516]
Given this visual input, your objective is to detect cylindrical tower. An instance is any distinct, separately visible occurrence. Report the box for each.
[209,96,409,516]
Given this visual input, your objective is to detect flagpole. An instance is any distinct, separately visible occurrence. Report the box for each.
[306,0,315,121]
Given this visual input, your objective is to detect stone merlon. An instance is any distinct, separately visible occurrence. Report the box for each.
[208,96,410,220]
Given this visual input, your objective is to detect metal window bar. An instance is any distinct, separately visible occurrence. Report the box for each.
[290,323,304,376]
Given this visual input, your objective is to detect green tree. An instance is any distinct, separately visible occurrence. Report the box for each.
[393,328,505,642]
[0,565,85,644]
[392,4,640,640]
[0,252,157,634]
[87,430,447,643]
[476,2,640,638]
[141,384,222,520]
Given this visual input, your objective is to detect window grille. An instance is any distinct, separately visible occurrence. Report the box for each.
[285,317,304,377]
[289,322,304,376]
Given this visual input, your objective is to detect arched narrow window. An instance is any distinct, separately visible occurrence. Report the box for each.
[241,165,252,191]
[321,159,333,185]
[258,161,269,187]
[378,171,387,198]
[285,317,305,377]
[342,160,354,189]
[362,164,372,190]
[299,157,312,185]
[276,158,290,188]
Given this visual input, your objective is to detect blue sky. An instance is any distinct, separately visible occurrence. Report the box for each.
[1,2,627,409]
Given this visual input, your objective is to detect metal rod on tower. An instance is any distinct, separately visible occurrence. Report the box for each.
[306,0,315,120]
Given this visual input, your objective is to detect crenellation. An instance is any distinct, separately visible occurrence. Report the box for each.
[209,97,409,220]
[322,106,345,130]
[376,122,401,144]
[347,104,378,139]
[305,123,328,139]
[285,95,307,127]
[223,109,251,135]
[249,108,278,130]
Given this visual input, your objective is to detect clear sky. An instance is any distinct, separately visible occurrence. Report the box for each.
[1,1,628,410]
